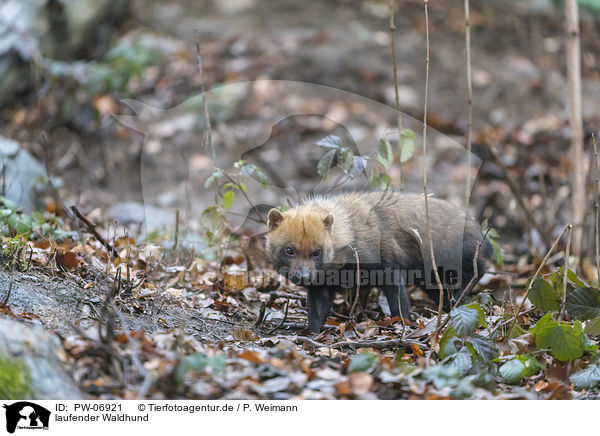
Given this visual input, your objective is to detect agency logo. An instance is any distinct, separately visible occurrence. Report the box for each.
[2,402,50,434]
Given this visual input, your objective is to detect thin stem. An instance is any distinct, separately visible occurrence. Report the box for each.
[565,0,584,262]
[195,33,215,163]
[422,0,445,330]
[593,133,599,282]
[389,0,404,189]
[505,224,571,340]
[560,226,573,320]
[464,0,473,208]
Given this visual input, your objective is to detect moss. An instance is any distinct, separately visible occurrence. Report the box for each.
[0,353,31,400]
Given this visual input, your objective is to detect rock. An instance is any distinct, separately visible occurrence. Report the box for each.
[0,0,129,105]
[0,318,84,399]
[0,136,46,212]
[0,135,20,158]
[110,201,175,233]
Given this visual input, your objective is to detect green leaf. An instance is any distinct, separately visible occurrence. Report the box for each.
[570,364,600,390]
[439,329,461,359]
[529,277,561,312]
[369,170,391,191]
[584,317,600,336]
[466,302,487,327]
[204,170,222,189]
[449,305,480,337]
[350,155,368,177]
[316,135,342,149]
[340,148,355,173]
[499,359,525,385]
[448,347,472,376]
[557,267,590,288]
[491,238,503,267]
[201,207,220,230]
[566,287,600,320]
[222,190,235,210]
[398,128,416,163]
[317,149,337,178]
[498,355,543,385]
[175,352,226,384]
[530,313,585,361]
[377,139,393,170]
[466,334,498,361]
[517,354,545,377]
[1,198,16,210]
[348,351,377,373]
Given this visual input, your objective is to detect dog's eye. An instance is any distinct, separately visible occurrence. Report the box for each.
[312,250,321,258]
[285,246,296,256]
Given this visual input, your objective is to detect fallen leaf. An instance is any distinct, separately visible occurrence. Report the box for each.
[238,350,265,364]
[348,372,373,396]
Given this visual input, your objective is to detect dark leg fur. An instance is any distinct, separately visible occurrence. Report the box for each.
[306,287,335,332]
[381,283,411,318]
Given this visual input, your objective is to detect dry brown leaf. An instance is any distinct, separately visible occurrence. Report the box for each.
[238,350,265,364]
[231,327,258,342]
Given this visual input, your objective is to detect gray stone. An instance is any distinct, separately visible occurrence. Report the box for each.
[1,136,46,212]
[0,136,20,158]
[0,318,84,400]
[110,201,174,233]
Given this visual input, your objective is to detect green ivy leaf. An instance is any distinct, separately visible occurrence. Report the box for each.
[529,277,561,312]
[398,128,416,163]
[316,135,342,149]
[449,306,480,337]
[570,364,600,390]
[317,149,337,178]
[566,287,600,320]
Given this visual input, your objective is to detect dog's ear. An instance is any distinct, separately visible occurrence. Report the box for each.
[267,208,284,230]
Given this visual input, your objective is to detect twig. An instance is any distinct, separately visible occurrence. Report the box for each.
[505,224,571,340]
[266,298,290,335]
[173,209,180,250]
[436,225,492,332]
[560,225,573,320]
[464,0,473,207]
[70,205,116,256]
[389,0,404,188]
[254,301,267,328]
[421,0,446,330]
[348,244,361,320]
[293,336,425,350]
[111,301,152,399]
[565,0,585,262]
[195,32,215,163]
[484,141,551,249]
[593,133,599,282]
[220,171,266,223]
